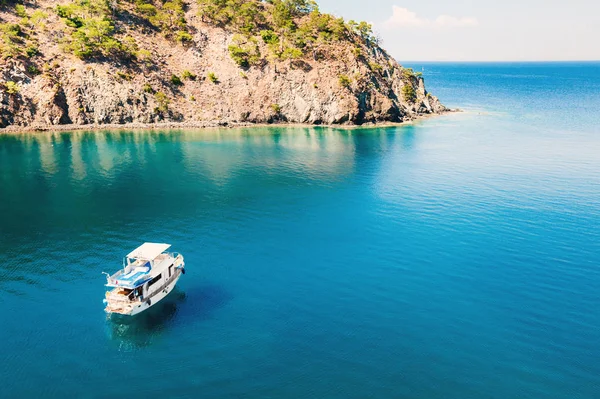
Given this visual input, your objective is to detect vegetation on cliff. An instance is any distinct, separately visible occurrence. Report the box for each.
[0,0,446,129]
[3,0,377,64]
[198,0,377,62]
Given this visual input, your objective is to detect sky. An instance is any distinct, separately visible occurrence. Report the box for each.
[316,0,600,61]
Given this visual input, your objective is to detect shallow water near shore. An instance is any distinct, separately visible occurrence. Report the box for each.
[1,62,600,398]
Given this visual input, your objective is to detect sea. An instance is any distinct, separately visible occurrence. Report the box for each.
[1,62,599,398]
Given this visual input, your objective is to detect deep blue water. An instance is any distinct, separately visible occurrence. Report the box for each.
[1,62,600,398]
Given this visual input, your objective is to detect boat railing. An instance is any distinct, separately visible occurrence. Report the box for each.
[107,269,124,281]
[163,252,182,261]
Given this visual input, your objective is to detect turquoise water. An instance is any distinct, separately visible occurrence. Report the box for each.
[1,62,600,398]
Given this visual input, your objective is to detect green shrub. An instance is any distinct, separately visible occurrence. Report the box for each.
[25,45,39,58]
[228,35,260,67]
[198,0,266,32]
[182,70,196,80]
[260,29,279,44]
[402,68,416,79]
[369,62,383,72]
[27,65,40,75]
[402,84,416,103]
[142,83,154,93]
[1,23,22,36]
[270,103,281,114]
[15,4,27,18]
[136,3,157,17]
[147,1,187,34]
[207,72,219,84]
[0,23,23,59]
[175,31,193,44]
[348,20,376,45]
[282,46,302,60]
[30,10,49,25]
[121,36,138,58]
[170,74,183,86]
[5,81,20,94]
[229,44,249,67]
[116,71,132,81]
[338,74,351,88]
[66,18,120,59]
[154,91,169,112]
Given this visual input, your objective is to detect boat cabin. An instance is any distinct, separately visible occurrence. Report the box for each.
[104,242,185,316]
[105,243,178,308]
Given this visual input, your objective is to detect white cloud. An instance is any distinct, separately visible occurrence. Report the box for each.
[383,7,427,28]
[383,6,479,29]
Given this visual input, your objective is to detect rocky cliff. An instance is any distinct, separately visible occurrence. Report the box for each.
[0,0,447,130]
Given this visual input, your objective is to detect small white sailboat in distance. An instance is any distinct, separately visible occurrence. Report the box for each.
[104,243,185,316]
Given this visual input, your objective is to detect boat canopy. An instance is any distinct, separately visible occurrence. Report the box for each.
[127,243,171,261]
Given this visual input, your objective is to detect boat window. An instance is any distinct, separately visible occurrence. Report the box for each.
[147,274,162,288]
[169,266,173,277]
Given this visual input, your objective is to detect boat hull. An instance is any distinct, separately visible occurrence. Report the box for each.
[106,269,183,316]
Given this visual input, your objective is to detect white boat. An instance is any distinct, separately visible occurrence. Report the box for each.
[104,243,185,316]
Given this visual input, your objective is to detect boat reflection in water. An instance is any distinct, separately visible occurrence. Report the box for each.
[106,289,186,350]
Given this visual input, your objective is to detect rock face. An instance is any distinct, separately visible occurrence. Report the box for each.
[0,2,447,130]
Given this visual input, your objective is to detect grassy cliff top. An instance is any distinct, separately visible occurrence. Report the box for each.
[1,0,380,65]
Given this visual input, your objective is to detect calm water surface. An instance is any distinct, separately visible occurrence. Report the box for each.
[1,62,600,398]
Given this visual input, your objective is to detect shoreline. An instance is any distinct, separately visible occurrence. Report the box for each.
[0,110,461,135]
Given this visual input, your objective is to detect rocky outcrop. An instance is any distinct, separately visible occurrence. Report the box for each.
[0,3,447,130]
